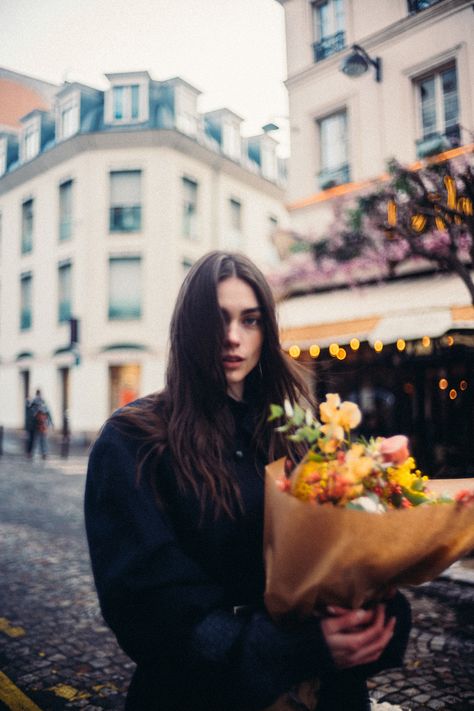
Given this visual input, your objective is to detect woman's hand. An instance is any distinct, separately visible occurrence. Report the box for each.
[320,604,396,669]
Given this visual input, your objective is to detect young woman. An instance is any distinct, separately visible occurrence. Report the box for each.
[85,251,411,711]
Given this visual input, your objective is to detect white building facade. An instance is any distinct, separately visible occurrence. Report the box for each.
[0,69,288,436]
[274,0,474,476]
[278,0,473,234]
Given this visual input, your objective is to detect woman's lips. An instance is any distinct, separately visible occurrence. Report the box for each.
[223,355,243,369]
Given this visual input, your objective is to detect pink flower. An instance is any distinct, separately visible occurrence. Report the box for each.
[380,435,410,464]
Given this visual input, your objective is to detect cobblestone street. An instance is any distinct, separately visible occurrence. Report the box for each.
[0,451,473,710]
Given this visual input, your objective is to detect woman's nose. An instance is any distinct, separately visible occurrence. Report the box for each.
[225,321,240,345]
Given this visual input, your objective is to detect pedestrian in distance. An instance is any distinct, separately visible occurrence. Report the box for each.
[85,251,411,711]
[24,396,35,455]
[27,389,53,460]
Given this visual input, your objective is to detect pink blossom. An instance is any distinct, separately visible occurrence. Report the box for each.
[380,435,410,464]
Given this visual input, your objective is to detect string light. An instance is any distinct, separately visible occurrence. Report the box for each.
[439,378,448,390]
[329,343,339,357]
[447,336,455,346]
[422,336,431,348]
[349,338,360,351]
[460,380,468,391]
[396,339,406,351]
[309,344,320,358]
[289,345,301,359]
[336,348,347,360]
[373,340,383,352]
[449,389,457,400]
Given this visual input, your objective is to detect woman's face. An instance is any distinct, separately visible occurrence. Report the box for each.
[217,276,264,401]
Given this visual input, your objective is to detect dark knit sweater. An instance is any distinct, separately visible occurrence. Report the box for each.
[84,397,410,711]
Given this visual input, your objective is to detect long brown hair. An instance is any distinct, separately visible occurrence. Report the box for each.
[112,251,314,517]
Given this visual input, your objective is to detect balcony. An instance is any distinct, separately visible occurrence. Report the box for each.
[318,163,351,191]
[313,31,345,63]
[416,125,460,158]
[407,0,443,13]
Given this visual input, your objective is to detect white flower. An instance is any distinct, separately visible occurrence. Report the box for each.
[284,399,294,418]
[351,496,386,514]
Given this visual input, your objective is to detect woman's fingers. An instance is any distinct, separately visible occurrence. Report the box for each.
[321,604,396,669]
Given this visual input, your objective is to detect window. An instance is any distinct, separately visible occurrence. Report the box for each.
[312,0,345,62]
[112,84,140,121]
[318,110,350,190]
[226,198,242,249]
[108,256,142,320]
[20,273,32,330]
[60,98,79,139]
[109,170,142,232]
[59,180,73,241]
[23,123,39,161]
[415,64,460,157]
[58,262,72,323]
[182,177,198,239]
[21,199,34,254]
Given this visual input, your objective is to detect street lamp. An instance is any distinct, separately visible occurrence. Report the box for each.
[340,44,382,82]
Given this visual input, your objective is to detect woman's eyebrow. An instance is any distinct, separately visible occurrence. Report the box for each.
[241,307,262,315]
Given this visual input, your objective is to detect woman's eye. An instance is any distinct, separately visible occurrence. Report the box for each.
[243,317,260,327]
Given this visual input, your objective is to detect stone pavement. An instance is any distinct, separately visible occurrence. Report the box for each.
[0,452,473,710]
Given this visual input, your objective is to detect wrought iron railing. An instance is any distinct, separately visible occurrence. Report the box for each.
[313,31,345,62]
[318,163,351,191]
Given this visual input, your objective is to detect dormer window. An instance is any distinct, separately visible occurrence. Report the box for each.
[113,84,140,121]
[105,73,150,124]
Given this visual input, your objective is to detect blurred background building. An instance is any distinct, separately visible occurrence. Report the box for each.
[0,67,287,436]
[274,0,474,475]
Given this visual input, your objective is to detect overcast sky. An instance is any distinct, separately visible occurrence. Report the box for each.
[1,0,289,150]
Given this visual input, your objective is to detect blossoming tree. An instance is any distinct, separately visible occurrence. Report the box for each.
[269,157,474,303]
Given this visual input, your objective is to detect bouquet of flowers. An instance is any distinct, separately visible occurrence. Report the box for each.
[263,394,474,619]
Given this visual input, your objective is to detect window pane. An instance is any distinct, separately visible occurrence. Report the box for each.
[58,263,72,322]
[317,3,329,38]
[24,126,39,160]
[110,170,141,204]
[59,180,73,241]
[20,274,32,330]
[61,103,79,138]
[21,199,33,254]
[320,112,347,169]
[113,86,124,120]
[108,257,142,319]
[131,85,140,119]
[442,67,458,129]
[110,171,142,232]
[419,76,436,137]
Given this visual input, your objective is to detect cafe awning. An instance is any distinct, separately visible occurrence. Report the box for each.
[278,273,474,350]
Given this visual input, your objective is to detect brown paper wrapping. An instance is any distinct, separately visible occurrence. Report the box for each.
[264,458,474,619]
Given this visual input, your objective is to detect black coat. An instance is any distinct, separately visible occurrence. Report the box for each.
[84,397,410,711]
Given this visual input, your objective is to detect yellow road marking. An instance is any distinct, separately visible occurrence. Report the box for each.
[0,671,43,711]
[0,618,25,638]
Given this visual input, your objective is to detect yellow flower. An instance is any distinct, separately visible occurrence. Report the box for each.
[339,401,362,429]
[319,393,341,424]
[320,421,345,444]
[319,393,362,437]
[344,444,374,479]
